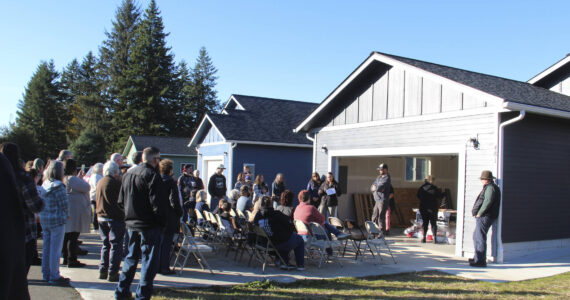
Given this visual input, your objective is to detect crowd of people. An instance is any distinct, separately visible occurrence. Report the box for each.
[0,139,499,299]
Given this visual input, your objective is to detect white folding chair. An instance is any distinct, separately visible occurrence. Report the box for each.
[364,221,396,264]
[172,222,214,275]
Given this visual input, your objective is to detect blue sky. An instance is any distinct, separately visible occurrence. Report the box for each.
[2,0,570,128]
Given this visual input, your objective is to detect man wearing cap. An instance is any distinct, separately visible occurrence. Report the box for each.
[208,164,227,210]
[469,170,501,267]
[370,163,391,233]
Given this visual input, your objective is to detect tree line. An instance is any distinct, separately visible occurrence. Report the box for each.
[1,0,220,166]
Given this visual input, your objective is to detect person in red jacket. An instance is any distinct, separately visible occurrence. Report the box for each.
[293,191,350,241]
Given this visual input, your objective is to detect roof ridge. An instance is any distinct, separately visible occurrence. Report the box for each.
[232,94,317,105]
[375,51,570,97]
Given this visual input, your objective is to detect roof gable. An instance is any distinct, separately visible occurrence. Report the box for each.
[528,54,570,88]
[296,52,570,132]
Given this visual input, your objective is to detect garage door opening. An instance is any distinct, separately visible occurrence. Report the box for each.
[335,154,459,255]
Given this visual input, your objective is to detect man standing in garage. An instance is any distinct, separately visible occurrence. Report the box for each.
[371,163,391,233]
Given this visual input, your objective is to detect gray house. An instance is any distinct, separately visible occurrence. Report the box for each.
[295,52,570,262]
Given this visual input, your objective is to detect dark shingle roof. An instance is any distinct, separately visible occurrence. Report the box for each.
[208,95,318,145]
[379,52,570,112]
[131,136,196,155]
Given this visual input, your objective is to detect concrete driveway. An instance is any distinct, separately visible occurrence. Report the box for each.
[49,232,570,300]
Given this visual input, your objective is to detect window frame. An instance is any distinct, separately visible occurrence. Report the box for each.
[404,157,431,182]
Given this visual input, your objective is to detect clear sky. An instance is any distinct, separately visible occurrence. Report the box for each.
[2,0,570,128]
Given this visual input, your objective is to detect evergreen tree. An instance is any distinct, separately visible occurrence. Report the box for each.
[117,0,177,146]
[0,125,38,162]
[60,58,82,140]
[99,0,140,151]
[69,127,106,167]
[189,47,221,129]
[16,61,67,159]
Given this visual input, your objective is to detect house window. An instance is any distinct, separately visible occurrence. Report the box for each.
[405,157,431,182]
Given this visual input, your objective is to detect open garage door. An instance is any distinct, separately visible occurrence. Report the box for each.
[333,153,461,256]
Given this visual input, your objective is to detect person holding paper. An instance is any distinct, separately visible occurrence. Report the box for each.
[318,172,342,218]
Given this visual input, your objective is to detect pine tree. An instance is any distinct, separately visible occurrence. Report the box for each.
[69,127,106,167]
[189,47,221,129]
[16,61,67,159]
[118,0,177,145]
[99,0,141,151]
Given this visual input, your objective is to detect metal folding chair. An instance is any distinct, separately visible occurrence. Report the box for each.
[172,221,214,275]
[364,221,396,264]
[329,216,364,259]
[250,225,288,273]
[309,222,343,268]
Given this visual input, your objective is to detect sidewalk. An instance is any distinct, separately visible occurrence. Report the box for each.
[56,232,570,300]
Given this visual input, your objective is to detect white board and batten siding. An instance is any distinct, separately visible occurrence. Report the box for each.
[202,126,224,144]
[328,66,490,127]
[548,76,570,97]
[314,65,501,257]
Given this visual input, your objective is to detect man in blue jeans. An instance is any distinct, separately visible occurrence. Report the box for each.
[470,170,501,268]
[116,147,167,300]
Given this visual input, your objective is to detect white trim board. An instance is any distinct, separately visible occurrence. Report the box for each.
[326,144,466,257]
[502,238,570,261]
[188,114,227,148]
[225,140,312,148]
[528,55,570,84]
[319,107,503,133]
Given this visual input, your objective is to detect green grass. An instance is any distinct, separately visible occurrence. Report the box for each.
[154,270,570,299]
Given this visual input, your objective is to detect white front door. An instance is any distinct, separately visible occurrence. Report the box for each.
[204,157,223,206]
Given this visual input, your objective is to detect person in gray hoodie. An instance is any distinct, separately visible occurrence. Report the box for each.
[370,163,391,233]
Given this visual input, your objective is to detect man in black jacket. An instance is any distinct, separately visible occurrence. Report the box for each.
[469,170,501,268]
[208,164,227,210]
[116,147,167,300]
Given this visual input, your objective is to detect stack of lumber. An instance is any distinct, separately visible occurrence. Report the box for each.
[353,188,420,228]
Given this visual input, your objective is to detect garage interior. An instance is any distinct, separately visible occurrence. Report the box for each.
[335,154,459,252]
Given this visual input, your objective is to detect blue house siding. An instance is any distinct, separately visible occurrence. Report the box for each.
[231,144,313,197]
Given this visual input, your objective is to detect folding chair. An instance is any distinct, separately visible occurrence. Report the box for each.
[364,221,396,264]
[172,221,214,275]
[329,216,363,259]
[250,225,288,273]
[309,222,343,268]
[215,214,237,256]
[194,209,209,237]
[236,209,247,220]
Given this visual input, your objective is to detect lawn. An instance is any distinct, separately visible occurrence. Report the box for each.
[154,270,570,299]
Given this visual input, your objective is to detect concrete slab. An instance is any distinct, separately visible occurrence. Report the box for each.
[61,232,570,299]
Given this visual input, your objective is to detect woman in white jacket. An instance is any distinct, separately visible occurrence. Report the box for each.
[63,159,91,267]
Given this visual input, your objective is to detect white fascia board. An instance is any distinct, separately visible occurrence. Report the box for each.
[528,55,570,84]
[320,106,504,133]
[187,114,227,148]
[294,55,379,133]
[121,136,134,157]
[294,52,505,133]
[225,140,312,148]
[160,153,198,157]
[503,102,570,119]
[221,95,245,114]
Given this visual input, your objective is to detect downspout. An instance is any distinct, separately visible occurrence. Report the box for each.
[496,110,525,263]
[229,142,237,192]
[306,133,316,172]
[194,146,200,178]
